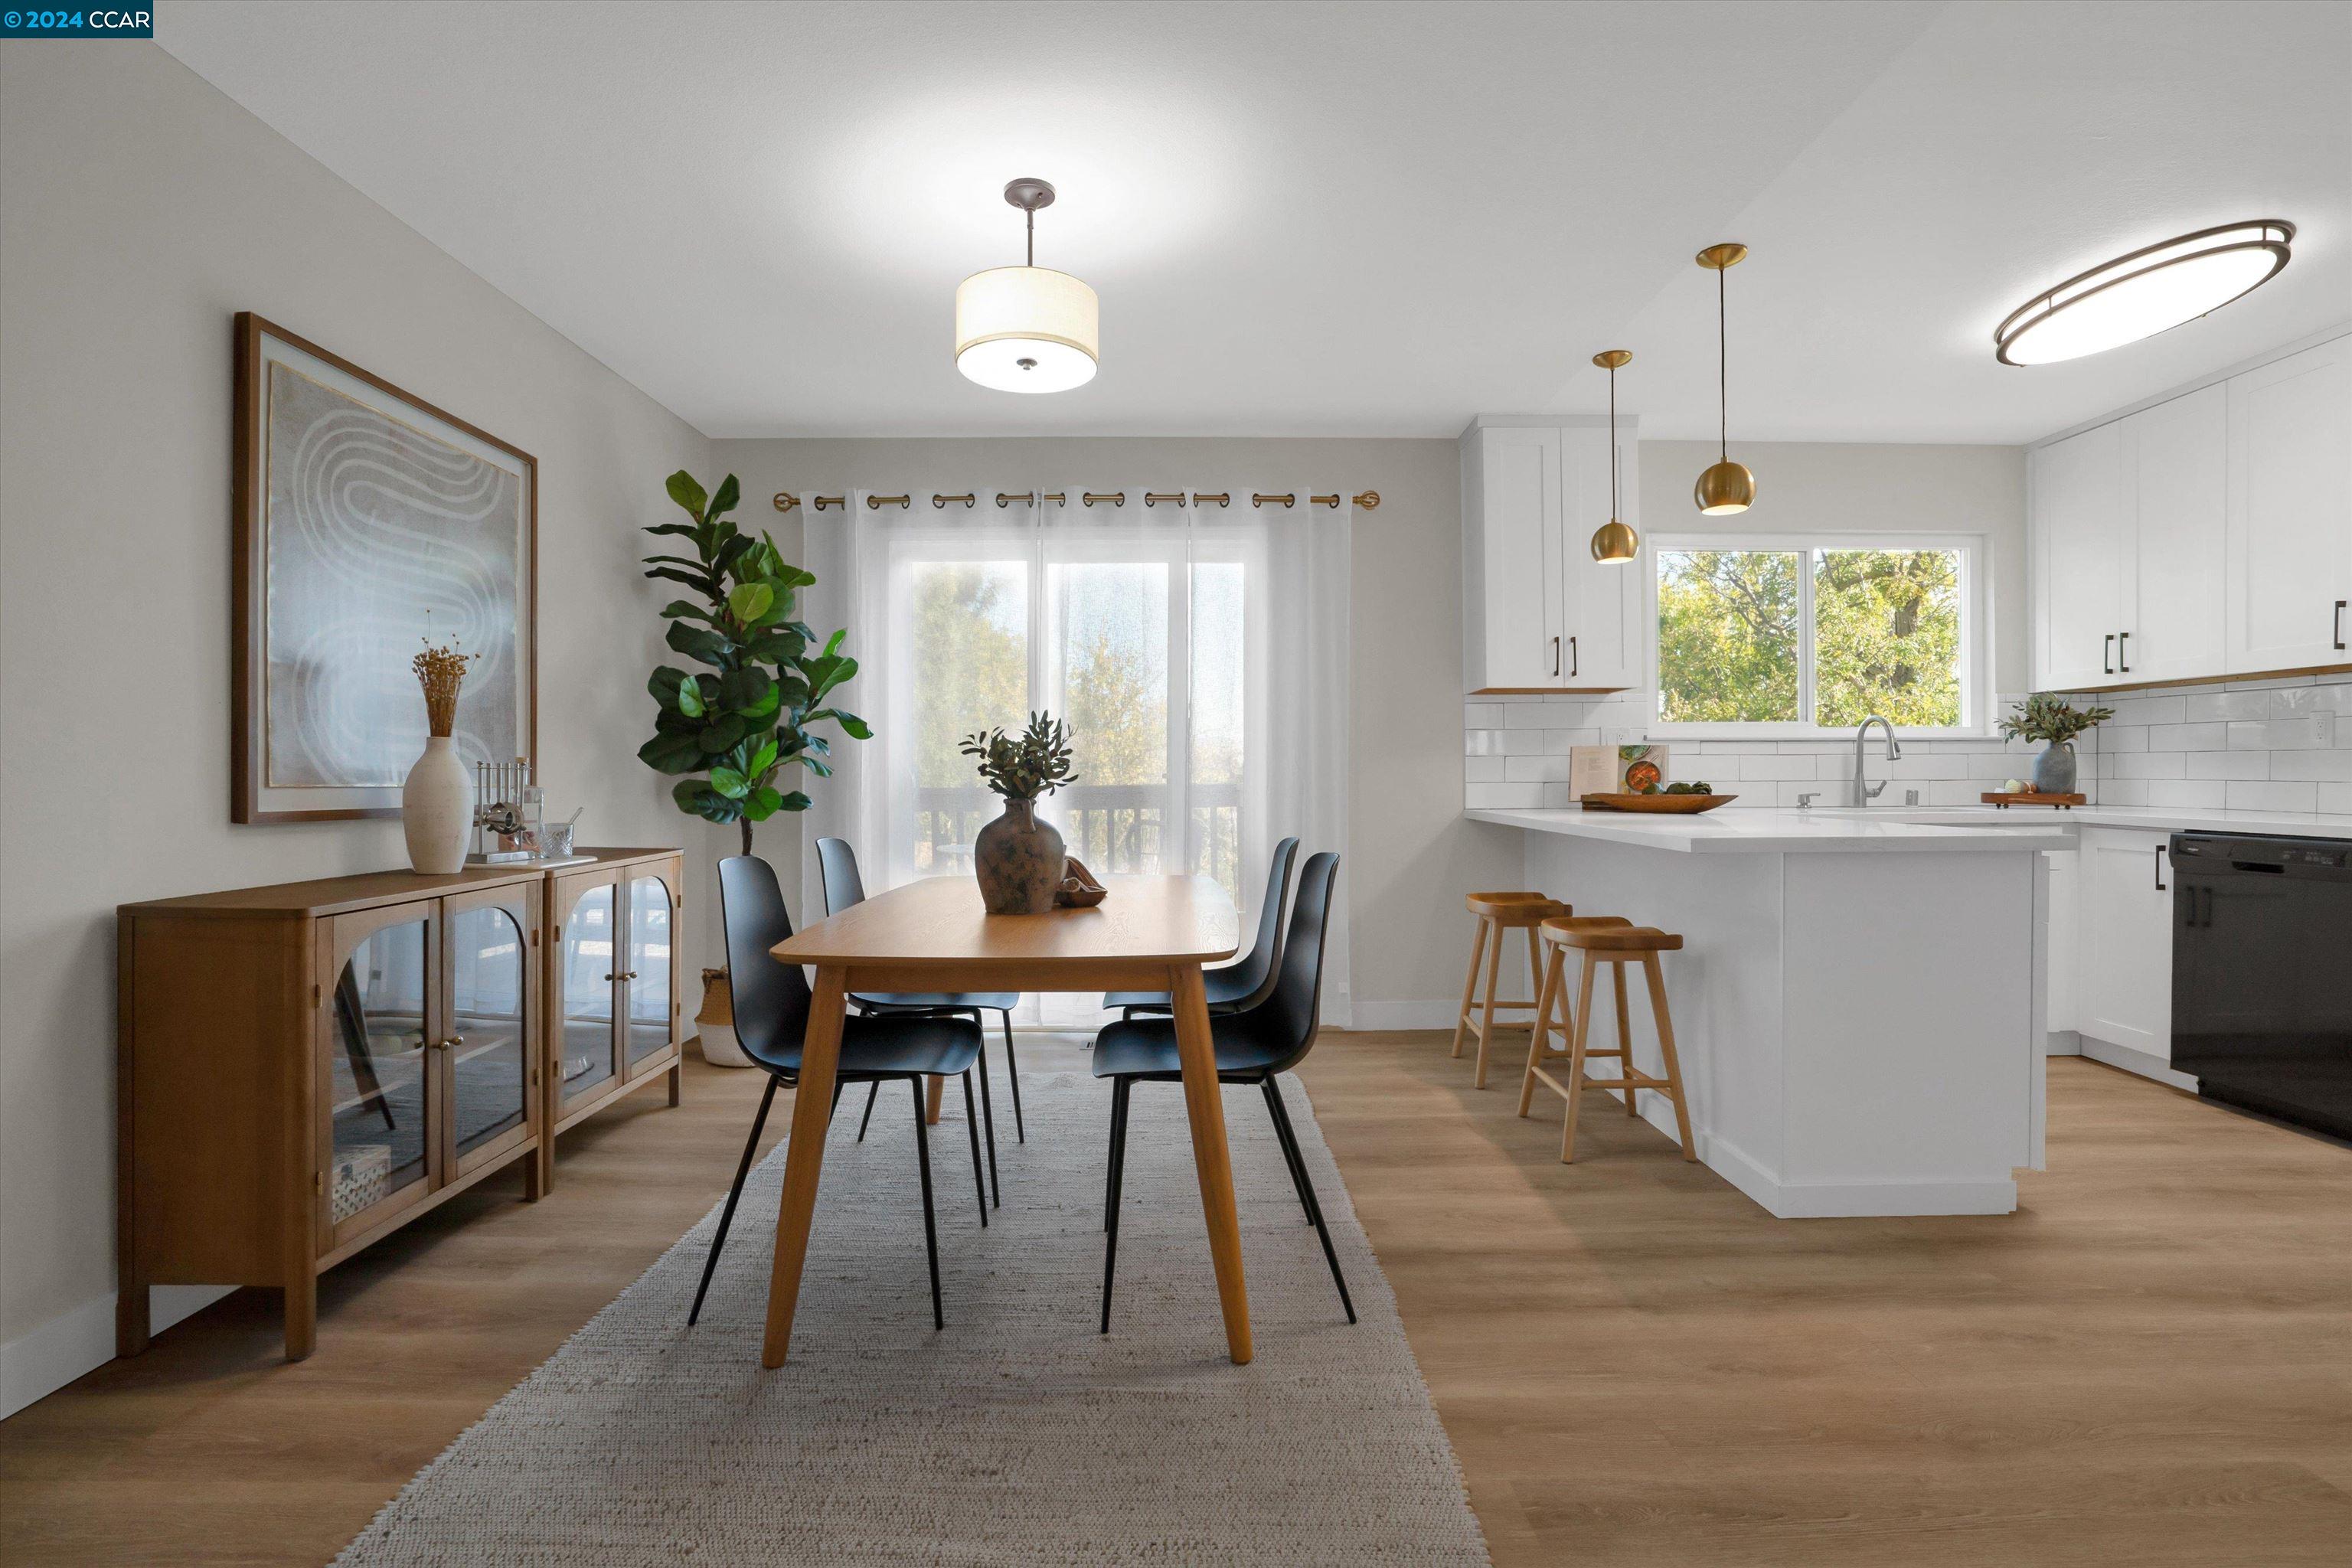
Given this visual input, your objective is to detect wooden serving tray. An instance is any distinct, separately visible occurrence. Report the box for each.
[1579,792,1739,814]
[1982,792,2086,808]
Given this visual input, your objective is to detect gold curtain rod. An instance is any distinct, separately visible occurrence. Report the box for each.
[773,488,1377,513]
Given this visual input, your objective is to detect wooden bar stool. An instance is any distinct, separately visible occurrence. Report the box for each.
[1450,892,1570,1089]
[1518,919,1697,1165]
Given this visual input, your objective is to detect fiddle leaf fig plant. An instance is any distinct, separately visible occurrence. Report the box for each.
[638,470,868,854]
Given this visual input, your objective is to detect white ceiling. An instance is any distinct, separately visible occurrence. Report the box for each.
[158,1,2350,444]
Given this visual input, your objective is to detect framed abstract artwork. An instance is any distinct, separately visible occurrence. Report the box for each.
[232,313,537,822]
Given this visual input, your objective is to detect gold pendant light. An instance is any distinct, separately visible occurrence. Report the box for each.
[1589,350,1638,563]
[1693,242,1756,514]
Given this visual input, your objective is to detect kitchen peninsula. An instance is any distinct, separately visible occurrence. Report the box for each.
[1467,806,2074,1217]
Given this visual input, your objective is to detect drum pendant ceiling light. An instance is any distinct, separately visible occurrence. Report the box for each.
[1994,220,2295,366]
[1589,350,1638,563]
[1692,243,1756,515]
[956,178,1099,394]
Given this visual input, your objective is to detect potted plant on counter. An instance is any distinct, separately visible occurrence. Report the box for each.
[1998,692,2115,795]
[961,713,1077,914]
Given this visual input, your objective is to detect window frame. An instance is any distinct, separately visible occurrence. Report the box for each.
[1644,531,1990,739]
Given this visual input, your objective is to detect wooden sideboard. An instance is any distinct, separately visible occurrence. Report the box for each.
[115,848,684,1361]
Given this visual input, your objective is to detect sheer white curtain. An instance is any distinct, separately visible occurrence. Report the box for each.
[799,480,1351,1026]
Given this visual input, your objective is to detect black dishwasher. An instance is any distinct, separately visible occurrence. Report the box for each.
[2171,832,2352,1139]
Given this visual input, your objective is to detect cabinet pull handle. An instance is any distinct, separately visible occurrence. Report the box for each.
[2102,633,2115,675]
[1568,635,1579,678]
[2117,631,2130,673]
[2335,599,2347,652]
[1551,635,1561,678]
[2153,844,2166,892]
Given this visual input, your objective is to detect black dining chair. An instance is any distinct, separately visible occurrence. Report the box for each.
[689,854,988,1332]
[816,838,1025,1196]
[1102,835,1298,1021]
[1090,850,1354,1334]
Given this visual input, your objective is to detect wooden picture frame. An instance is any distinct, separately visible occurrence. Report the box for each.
[232,312,539,823]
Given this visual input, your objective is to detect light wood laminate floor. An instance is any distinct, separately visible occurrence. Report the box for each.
[3,1040,2348,1566]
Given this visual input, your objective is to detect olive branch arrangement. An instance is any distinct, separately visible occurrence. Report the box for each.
[1998,692,2115,746]
[959,713,1077,802]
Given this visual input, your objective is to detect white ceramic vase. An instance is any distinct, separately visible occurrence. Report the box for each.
[402,735,472,874]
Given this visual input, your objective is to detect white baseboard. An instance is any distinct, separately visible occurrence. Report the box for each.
[1703,1128,2019,1217]
[0,1285,234,1424]
[2047,1029,2082,1057]
[1342,1000,1461,1031]
[2077,1033,2200,1093]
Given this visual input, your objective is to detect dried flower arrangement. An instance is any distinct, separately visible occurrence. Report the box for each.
[411,638,477,738]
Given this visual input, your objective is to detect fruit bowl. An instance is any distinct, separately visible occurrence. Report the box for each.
[1577,792,1739,814]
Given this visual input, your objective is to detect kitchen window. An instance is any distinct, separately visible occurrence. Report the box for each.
[1648,535,1982,735]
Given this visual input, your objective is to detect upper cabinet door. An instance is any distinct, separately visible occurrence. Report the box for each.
[2226,337,2352,675]
[2120,384,2227,685]
[1557,426,1636,689]
[1464,425,1564,691]
[2034,422,2125,690]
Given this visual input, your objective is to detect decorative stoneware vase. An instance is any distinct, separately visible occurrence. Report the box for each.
[2032,740,2078,795]
[694,967,753,1068]
[973,796,1067,915]
[401,734,472,874]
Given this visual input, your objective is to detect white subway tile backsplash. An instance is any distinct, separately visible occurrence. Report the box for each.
[2147,722,2227,750]
[1465,782,1542,809]
[2110,752,2186,779]
[1466,676,2352,820]
[1504,754,1575,782]
[2183,751,2269,780]
[2267,750,2352,782]
[2227,715,2334,750]
[2146,779,2228,808]
[2226,780,2319,813]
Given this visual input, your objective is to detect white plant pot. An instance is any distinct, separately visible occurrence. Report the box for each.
[697,1022,754,1069]
[401,735,472,874]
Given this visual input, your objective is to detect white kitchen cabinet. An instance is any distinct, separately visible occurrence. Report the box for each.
[1461,416,1638,693]
[2226,336,2352,675]
[2033,422,2124,690]
[2076,825,2175,1063]
[2122,383,2228,684]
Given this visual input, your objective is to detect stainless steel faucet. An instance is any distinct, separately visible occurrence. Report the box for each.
[1851,714,1903,806]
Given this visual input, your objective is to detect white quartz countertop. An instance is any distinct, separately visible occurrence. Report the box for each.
[1847,803,2352,840]
[1468,802,2352,852]
[1465,806,2075,854]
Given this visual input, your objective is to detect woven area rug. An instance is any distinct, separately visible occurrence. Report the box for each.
[336,1064,1489,1566]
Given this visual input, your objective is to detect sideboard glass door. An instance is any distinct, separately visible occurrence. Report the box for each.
[623,874,675,1070]
[325,910,436,1244]
[555,876,622,1112]
[446,893,534,1174]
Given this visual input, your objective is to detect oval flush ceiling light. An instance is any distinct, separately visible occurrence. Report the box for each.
[1994,220,2295,367]
[956,178,1099,394]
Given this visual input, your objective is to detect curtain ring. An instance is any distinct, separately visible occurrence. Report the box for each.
[1145,492,1187,508]
[812,495,844,511]
[1192,492,1230,508]
[995,492,1035,509]
[867,494,912,510]
[1253,492,1295,509]
[1312,494,1340,508]
[1083,492,1125,508]
[933,493,975,509]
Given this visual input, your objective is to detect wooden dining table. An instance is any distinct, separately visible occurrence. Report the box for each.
[760,873,1250,1367]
